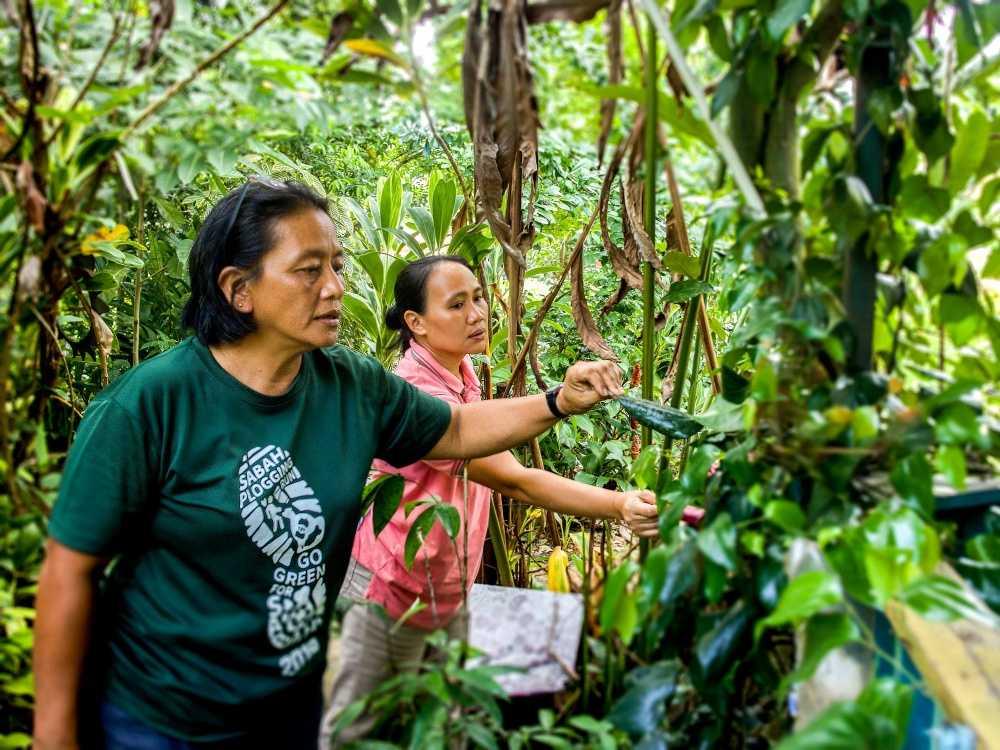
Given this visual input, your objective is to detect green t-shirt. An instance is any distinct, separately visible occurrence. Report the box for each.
[49,337,451,741]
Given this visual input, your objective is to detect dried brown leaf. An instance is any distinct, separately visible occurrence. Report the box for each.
[320,11,354,64]
[525,0,610,24]
[136,0,175,70]
[571,242,618,361]
[598,116,644,290]
[601,277,630,315]
[16,160,46,232]
[16,254,42,301]
[623,180,663,271]
[597,0,622,166]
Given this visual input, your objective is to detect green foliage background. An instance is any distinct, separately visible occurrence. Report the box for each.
[1,0,998,747]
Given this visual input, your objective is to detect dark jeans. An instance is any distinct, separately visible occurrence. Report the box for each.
[91,694,323,750]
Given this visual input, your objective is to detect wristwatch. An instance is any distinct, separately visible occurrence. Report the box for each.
[545,385,569,420]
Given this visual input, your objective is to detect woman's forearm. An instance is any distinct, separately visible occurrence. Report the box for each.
[426,395,557,460]
[33,543,100,749]
[509,468,624,520]
[425,360,624,461]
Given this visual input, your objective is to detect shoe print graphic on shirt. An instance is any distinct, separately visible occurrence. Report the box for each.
[238,445,327,672]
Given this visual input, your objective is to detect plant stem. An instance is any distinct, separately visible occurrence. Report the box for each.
[640,6,658,562]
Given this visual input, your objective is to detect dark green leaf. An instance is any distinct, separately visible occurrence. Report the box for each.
[767,0,812,40]
[711,67,742,118]
[663,279,714,304]
[433,504,461,540]
[697,513,737,571]
[404,507,439,569]
[764,500,806,533]
[694,600,753,680]
[757,571,842,637]
[785,613,861,685]
[607,661,679,737]
[890,453,933,516]
[618,396,704,439]
[362,474,405,536]
[662,251,702,278]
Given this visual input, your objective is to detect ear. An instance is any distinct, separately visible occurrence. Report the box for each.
[403,309,425,338]
[217,266,254,315]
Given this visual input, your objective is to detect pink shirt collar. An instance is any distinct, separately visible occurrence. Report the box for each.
[402,341,480,400]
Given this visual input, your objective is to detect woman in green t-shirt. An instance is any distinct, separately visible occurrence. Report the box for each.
[32,179,624,750]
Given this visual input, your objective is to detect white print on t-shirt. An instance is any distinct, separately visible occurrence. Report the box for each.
[238,445,327,674]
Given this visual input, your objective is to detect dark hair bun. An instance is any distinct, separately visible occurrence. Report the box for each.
[385,304,404,330]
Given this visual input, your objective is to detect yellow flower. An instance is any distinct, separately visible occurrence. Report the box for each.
[81,224,129,255]
[546,546,571,593]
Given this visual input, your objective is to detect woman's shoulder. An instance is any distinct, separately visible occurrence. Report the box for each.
[84,339,201,423]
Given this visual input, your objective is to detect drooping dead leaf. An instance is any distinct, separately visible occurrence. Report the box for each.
[526,0,610,24]
[622,180,663,271]
[320,11,353,64]
[136,0,175,69]
[597,0,622,166]
[91,309,114,357]
[571,238,618,361]
[16,254,42,301]
[598,117,644,290]
[601,277,630,315]
[462,0,538,268]
[16,160,46,232]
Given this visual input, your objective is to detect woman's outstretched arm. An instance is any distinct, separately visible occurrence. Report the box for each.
[467,452,660,538]
[425,360,623,461]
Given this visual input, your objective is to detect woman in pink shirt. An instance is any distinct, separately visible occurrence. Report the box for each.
[322,256,660,745]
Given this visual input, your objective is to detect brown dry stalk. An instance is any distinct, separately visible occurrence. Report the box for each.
[500,204,602,400]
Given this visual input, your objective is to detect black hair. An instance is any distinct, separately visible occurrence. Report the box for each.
[181,179,329,346]
[384,255,473,352]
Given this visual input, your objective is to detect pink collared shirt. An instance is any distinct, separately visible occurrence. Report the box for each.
[352,342,491,630]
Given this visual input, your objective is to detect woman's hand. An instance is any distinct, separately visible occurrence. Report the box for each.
[618,490,660,538]
[556,360,623,415]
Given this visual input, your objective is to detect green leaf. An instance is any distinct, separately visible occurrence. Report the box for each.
[378,172,403,235]
[404,506,439,569]
[606,661,678,737]
[721,366,751,404]
[661,251,701,278]
[764,500,806,533]
[897,575,999,628]
[785,613,861,685]
[658,539,699,606]
[767,0,812,40]
[600,561,639,642]
[680,444,721,494]
[342,291,381,341]
[152,196,186,230]
[747,53,777,104]
[935,445,967,490]
[697,513,737,572]
[776,679,912,750]
[694,600,753,680]
[433,504,461,540]
[0,733,33,750]
[618,396,704,439]
[949,109,989,192]
[431,176,457,247]
[362,474,405,536]
[711,67,742,118]
[408,206,437,251]
[890,453,934,516]
[663,279,714,304]
[757,571,842,637]
[629,445,660,491]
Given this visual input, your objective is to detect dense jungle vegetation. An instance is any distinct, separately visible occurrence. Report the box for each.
[1,0,998,747]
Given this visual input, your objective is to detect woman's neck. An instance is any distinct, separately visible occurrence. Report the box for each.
[413,340,463,380]
[210,335,304,396]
